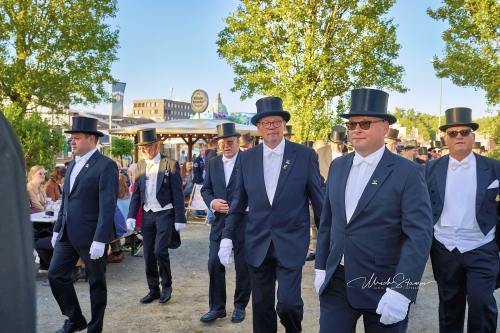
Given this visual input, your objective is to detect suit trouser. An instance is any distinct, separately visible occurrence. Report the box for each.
[208,238,251,311]
[35,236,53,270]
[142,209,173,293]
[430,238,498,333]
[319,266,408,333]
[247,242,303,333]
[48,234,108,333]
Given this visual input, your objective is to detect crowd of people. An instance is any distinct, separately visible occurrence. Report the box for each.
[25,88,498,333]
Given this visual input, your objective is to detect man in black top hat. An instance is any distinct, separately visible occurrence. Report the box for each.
[218,96,323,333]
[127,128,186,305]
[385,128,401,153]
[239,132,256,151]
[415,147,429,165]
[200,123,251,324]
[425,107,500,333]
[315,88,433,332]
[48,116,118,333]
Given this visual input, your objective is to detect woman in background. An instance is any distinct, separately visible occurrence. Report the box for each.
[27,165,47,212]
[108,173,131,263]
[44,166,66,201]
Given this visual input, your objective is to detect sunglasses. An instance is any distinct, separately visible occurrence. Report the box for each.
[446,129,472,138]
[346,119,385,131]
[257,120,284,129]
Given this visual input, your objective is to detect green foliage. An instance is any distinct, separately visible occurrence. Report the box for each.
[392,108,443,141]
[428,0,500,105]
[476,112,500,142]
[1,104,65,169]
[217,0,406,142]
[0,0,119,112]
[111,136,134,166]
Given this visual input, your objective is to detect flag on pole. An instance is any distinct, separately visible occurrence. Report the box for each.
[111,82,126,117]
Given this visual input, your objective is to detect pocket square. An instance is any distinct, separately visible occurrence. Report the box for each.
[487,179,499,189]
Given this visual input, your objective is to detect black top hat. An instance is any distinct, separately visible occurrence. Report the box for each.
[215,123,240,140]
[64,116,104,137]
[404,139,417,149]
[251,96,291,125]
[385,128,400,141]
[341,88,396,124]
[417,147,428,155]
[430,140,442,149]
[473,142,482,149]
[136,128,159,145]
[239,132,255,145]
[285,125,293,136]
[329,125,347,143]
[439,107,479,132]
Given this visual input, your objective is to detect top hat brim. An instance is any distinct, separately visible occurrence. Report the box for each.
[439,122,479,132]
[385,136,401,142]
[251,111,291,126]
[340,112,397,125]
[215,132,241,140]
[64,129,104,137]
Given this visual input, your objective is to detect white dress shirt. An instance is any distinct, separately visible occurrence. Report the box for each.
[341,145,385,265]
[222,152,238,186]
[263,138,286,205]
[70,148,98,192]
[143,153,172,212]
[434,152,495,253]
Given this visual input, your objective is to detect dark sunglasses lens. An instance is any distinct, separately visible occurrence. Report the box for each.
[460,130,471,137]
[359,121,371,130]
[447,131,458,138]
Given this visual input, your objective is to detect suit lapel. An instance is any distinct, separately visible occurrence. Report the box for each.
[156,156,166,194]
[338,153,354,224]
[349,149,395,223]
[254,144,271,209]
[475,153,490,215]
[226,152,240,190]
[70,151,100,196]
[215,155,228,198]
[435,156,449,203]
[272,141,296,206]
[64,160,75,195]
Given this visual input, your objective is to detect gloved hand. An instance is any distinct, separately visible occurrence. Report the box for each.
[175,223,186,232]
[89,241,106,260]
[376,288,411,325]
[218,238,233,267]
[126,218,136,231]
[314,269,326,294]
[51,232,59,248]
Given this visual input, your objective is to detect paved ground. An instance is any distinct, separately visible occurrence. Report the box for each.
[37,224,499,333]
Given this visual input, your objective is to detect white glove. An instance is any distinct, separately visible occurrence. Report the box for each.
[376,288,411,325]
[218,238,233,267]
[51,232,59,248]
[89,241,106,260]
[314,269,326,294]
[126,218,136,231]
[175,223,186,232]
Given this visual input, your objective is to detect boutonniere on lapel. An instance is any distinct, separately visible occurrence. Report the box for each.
[371,179,378,185]
[164,170,170,176]
[283,159,292,171]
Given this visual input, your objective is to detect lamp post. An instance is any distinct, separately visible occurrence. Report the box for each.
[430,59,443,133]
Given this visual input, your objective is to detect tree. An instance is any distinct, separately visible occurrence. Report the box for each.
[392,108,442,141]
[0,0,119,112]
[217,0,406,142]
[428,0,500,105]
[111,137,134,166]
[1,105,65,169]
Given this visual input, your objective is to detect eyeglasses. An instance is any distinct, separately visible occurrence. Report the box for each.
[346,120,385,131]
[446,129,472,138]
[257,120,283,129]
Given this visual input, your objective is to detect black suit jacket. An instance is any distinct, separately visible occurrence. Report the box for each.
[222,141,324,269]
[54,151,118,247]
[201,153,246,243]
[193,155,205,184]
[0,112,36,333]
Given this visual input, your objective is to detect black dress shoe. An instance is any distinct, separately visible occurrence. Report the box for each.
[200,310,227,323]
[140,292,160,304]
[56,318,87,333]
[231,307,246,323]
[159,287,172,304]
[305,252,316,261]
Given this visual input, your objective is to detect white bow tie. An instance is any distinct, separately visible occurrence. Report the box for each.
[75,155,83,163]
[450,160,469,171]
[222,157,233,163]
[353,155,370,166]
[265,150,281,158]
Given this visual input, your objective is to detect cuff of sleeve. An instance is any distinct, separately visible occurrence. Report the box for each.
[209,199,216,213]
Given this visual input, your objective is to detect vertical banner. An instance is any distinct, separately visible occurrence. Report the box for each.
[111,82,126,117]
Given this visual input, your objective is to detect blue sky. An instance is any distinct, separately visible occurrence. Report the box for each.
[89,0,492,119]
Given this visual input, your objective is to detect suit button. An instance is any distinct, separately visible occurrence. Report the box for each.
[431,190,435,193]
[432,201,436,205]
[433,213,438,217]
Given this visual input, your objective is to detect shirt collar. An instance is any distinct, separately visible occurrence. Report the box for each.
[222,151,238,163]
[75,148,97,163]
[353,145,385,166]
[146,153,161,164]
[449,151,475,170]
[263,138,286,157]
